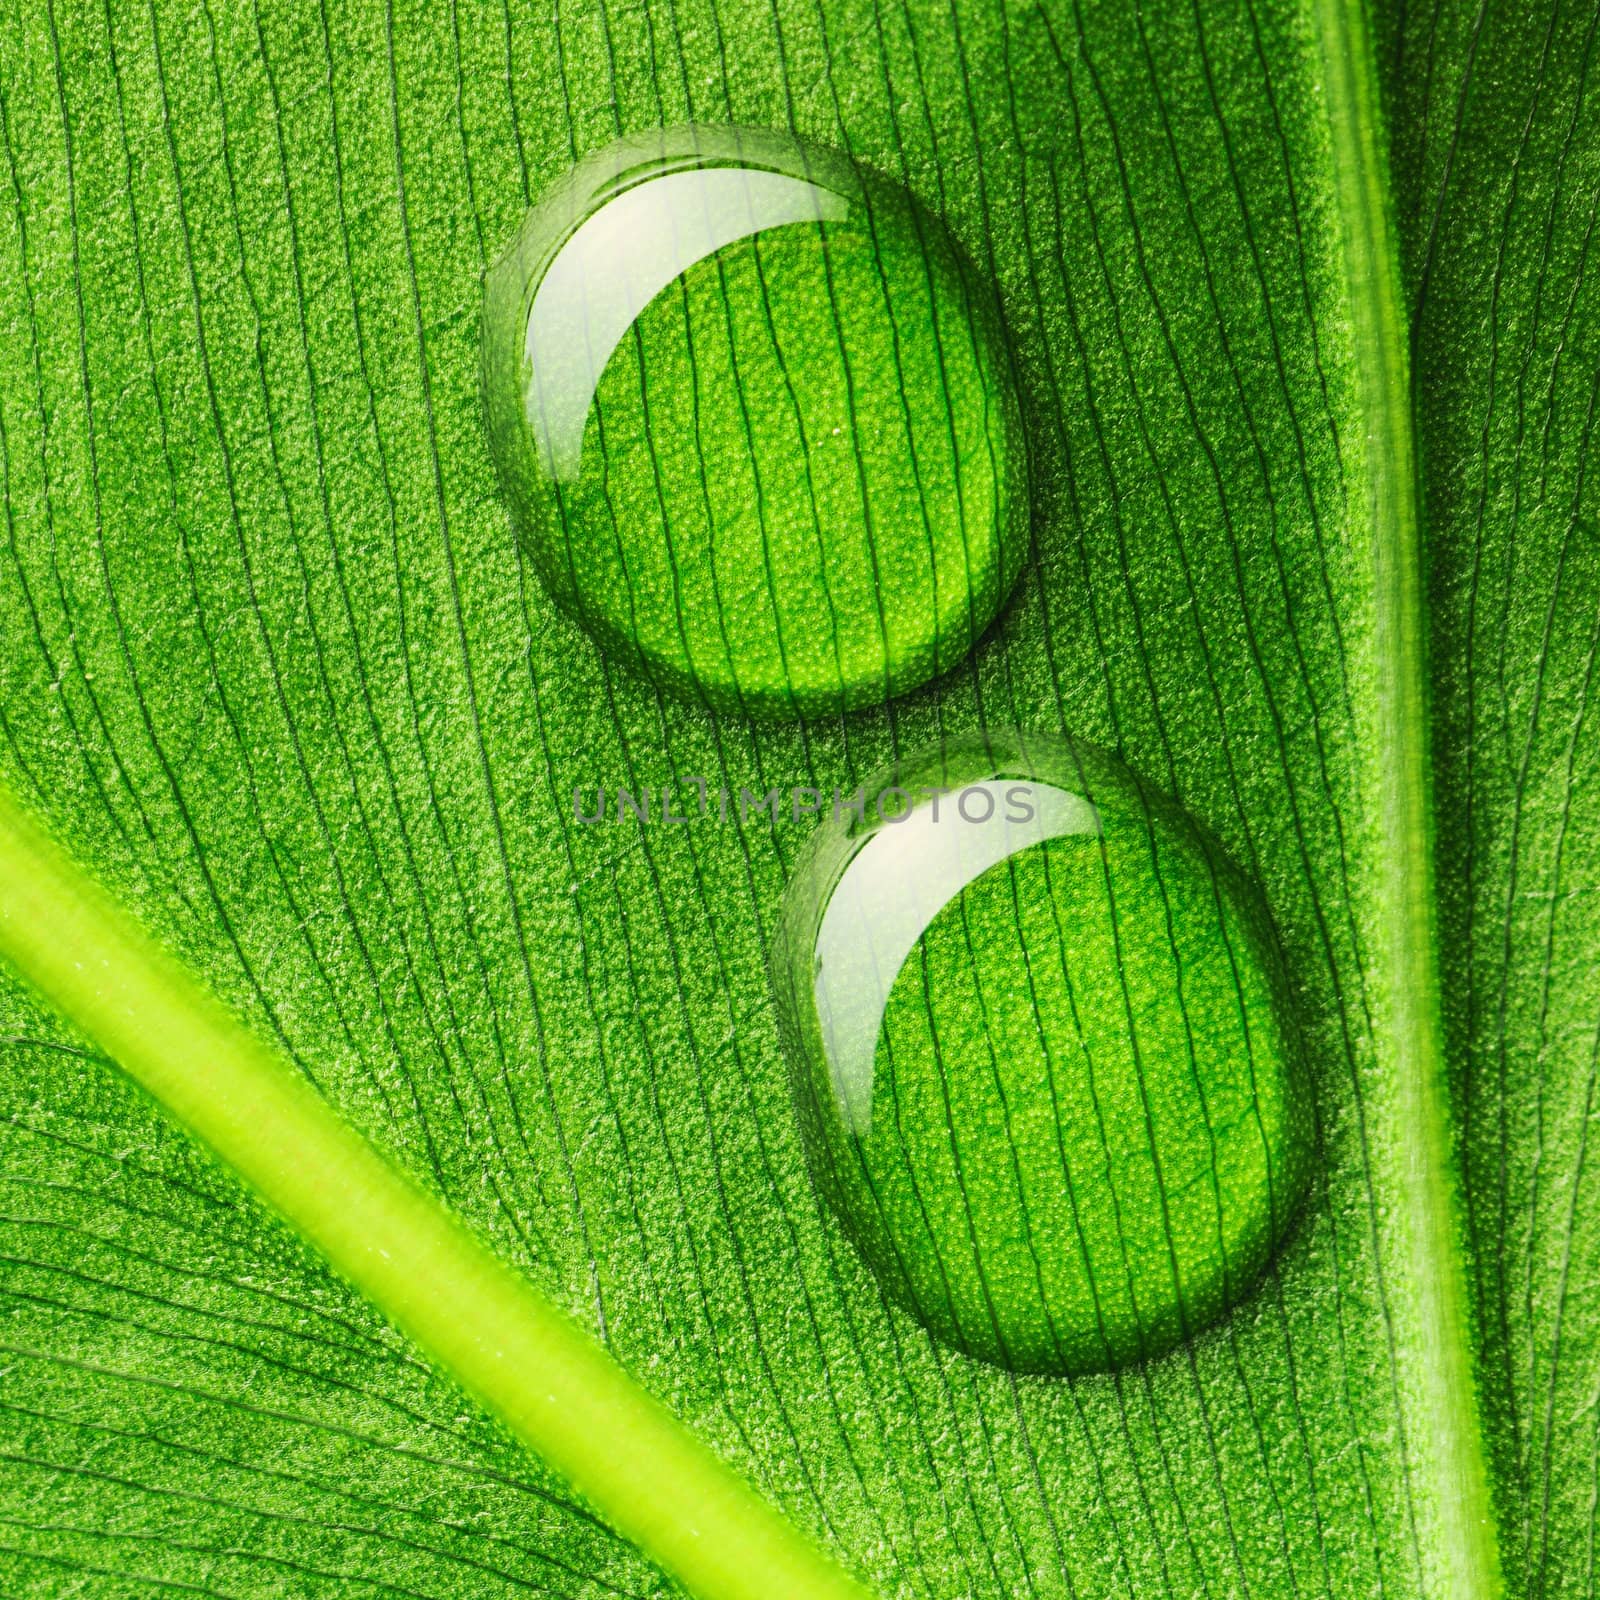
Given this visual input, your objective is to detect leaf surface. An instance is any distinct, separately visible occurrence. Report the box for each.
[1382,2,1600,1593]
[0,0,1591,1595]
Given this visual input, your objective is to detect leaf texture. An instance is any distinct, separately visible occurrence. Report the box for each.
[1383,2,1600,1593]
[0,0,1589,1594]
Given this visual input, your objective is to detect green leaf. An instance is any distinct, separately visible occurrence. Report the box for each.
[1382,2,1600,1593]
[0,788,873,1600]
[0,1,1589,1598]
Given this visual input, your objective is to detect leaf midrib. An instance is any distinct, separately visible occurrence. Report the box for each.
[1314,0,1502,1594]
[0,788,874,1600]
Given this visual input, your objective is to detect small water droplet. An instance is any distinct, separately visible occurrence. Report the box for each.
[770,730,1312,1375]
[481,126,1030,719]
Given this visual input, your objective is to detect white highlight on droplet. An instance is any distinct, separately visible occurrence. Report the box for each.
[813,781,1100,1134]
[525,168,848,480]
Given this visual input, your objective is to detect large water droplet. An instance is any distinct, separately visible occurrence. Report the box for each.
[770,730,1312,1375]
[481,126,1030,719]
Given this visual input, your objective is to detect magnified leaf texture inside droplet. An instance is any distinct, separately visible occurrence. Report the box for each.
[480,125,1030,719]
[771,731,1313,1376]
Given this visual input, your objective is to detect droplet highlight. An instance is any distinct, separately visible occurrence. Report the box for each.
[770,731,1312,1375]
[481,125,1030,719]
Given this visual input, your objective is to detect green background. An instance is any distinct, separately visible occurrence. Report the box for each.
[0,0,1593,1596]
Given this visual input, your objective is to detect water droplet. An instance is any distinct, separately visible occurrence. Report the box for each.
[481,126,1030,719]
[770,730,1312,1375]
